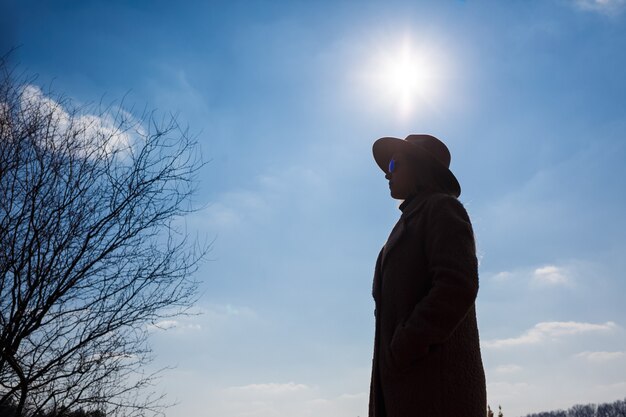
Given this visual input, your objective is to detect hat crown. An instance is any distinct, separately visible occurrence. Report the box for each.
[404,134,451,168]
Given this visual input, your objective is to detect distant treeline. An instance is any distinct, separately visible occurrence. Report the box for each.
[0,403,104,417]
[522,397,626,417]
[2,396,625,417]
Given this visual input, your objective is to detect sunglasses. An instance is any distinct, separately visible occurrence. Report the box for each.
[388,158,397,174]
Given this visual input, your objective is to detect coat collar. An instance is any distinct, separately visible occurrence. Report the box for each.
[380,191,433,269]
[399,190,433,220]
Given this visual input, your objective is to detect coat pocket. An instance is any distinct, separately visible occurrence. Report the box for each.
[389,325,429,373]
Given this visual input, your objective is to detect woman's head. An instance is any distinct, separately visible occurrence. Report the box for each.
[374,134,461,199]
[385,151,458,200]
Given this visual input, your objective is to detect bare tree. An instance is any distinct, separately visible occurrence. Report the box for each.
[523,398,626,417]
[0,57,205,417]
[568,404,596,417]
[598,399,626,417]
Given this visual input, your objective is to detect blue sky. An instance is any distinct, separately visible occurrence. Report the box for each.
[4,0,626,415]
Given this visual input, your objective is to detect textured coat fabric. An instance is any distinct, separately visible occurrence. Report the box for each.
[369,192,486,417]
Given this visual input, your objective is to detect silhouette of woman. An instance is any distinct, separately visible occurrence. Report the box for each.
[369,134,487,417]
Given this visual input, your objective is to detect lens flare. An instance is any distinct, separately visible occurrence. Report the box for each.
[359,33,449,119]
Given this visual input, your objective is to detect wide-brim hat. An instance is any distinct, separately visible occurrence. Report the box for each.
[372,134,461,198]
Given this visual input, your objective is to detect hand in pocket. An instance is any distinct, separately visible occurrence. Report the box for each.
[389,325,429,372]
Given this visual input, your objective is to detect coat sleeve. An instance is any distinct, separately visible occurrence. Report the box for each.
[391,195,479,359]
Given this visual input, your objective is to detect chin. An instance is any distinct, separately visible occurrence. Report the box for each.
[389,189,403,199]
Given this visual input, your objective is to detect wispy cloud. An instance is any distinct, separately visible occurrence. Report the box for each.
[574,351,625,362]
[486,381,532,403]
[483,321,617,348]
[197,303,260,329]
[225,382,310,396]
[337,392,367,400]
[147,319,202,332]
[199,189,271,230]
[595,380,626,392]
[214,382,367,417]
[570,0,626,15]
[494,364,523,373]
[150,320,179,330]
[197,165,328,232]
[533,265,569,285]
[492,271,513,282]
[489,264,570,286]
[147,304,257,335]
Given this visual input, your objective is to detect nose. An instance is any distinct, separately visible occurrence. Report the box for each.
[385,172,391,180]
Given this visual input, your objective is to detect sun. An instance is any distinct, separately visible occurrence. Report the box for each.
[382,44,429,97]
[363,35,445,118]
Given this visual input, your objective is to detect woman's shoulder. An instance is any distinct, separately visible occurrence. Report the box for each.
[424,192,470,222]
[402,192,469,224]
[425,192,463,209]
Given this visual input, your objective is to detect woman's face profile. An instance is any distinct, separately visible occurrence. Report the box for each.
[386,152,418,200]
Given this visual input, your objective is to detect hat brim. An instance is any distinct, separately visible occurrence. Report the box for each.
[373,137,461,198]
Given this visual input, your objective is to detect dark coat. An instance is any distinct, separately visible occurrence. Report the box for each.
[369,192,486,417]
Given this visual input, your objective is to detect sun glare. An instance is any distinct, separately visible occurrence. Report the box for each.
[362,34,447,118]
[383,47,428,95]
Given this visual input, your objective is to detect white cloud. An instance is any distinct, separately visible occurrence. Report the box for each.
[201,303,258,320]
[487,381,531,392]
[571,0,626,15]
[147,319,202,332]
[148,304,254,334]
[337,392,367,400]
[493,271,513,282]
[488,264,572,286]
[158,303,261,339]
[18,85,139,159]
[533,265,569,285]
[152,320,179,330]
[225,382,310,396]
[20,85,66,121]
[494,364,523,373]
[483,321,617,348]
[213,383,367,417]
[575,351,625,362]
[595,380,626,392]
[487,381,532,405]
